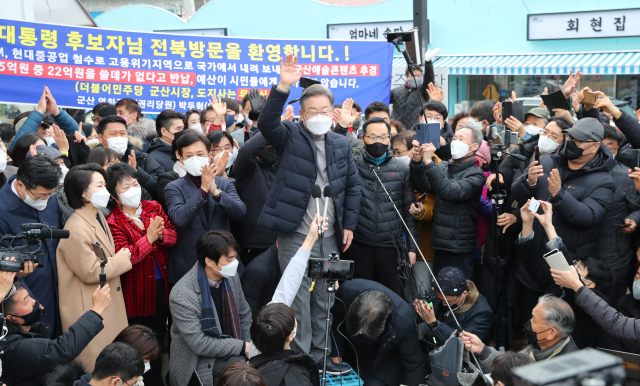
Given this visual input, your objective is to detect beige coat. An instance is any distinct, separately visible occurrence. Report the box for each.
[56,206,132,371]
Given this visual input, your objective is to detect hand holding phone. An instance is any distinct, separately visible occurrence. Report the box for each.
[527,198,540,213]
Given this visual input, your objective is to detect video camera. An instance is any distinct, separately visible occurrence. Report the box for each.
[0,223,69,272]
[487,125,519,148]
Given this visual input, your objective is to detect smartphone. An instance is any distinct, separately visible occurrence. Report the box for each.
[307,258,355,281]
[613,224,630,227]
[632,149,640,169]
[528,198,540,213]
[414,123,441,148]
[414,192,427,205]
[502,100,524,124]
[534,146,540,163]
[583,91,597,105]
[543,249,571,272]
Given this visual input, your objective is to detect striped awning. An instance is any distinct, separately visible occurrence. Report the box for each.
[431,52,640,75]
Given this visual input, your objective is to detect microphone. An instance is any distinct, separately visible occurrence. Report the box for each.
[311,185,322,232]
[321,186,333,235]
[14,229,70,240]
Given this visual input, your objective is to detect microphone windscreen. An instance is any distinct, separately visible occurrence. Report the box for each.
[312,184,322,199]
[323,185,333,198]
[39,229,70,239]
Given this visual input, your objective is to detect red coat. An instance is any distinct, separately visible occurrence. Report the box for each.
[107,200,178,318]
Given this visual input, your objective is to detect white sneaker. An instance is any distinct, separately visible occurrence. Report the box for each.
[424,47,441,62]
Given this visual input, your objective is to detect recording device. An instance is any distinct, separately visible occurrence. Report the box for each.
[631,149,640,169]
[534,146,540,163]
[288,77,322,104]
[490,126,519,147]
[0,223,69,272]
[540,90,571,116]
[415,192,427,206]
[512,348,625,386]
[502,100,524,124]
[414,122,441,148]
[321,186,333,236]
[418,293,435,308]
[543,248,571,272]
[307,258,354,281]
[612,223,631,228]
[91,242,108,288]
[583,90,597,106]
[312,185,323,233]
[527,198,540,213]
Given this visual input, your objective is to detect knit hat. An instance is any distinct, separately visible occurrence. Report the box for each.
[26,144,64,160]
[436,267,468,296]
[475,140,491,165]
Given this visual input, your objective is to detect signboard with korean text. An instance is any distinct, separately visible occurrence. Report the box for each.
[528,8,640,41]
[0,19,393,113]
[327,21,414,41]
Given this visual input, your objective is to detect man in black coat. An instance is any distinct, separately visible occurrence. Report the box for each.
[234,132,278,266]
[240,244,281,315]
[330,279,425,386]
[343,117,418,297]
[97,115,166,201]
[147,109,185,172]
[256,54,360,369]
[410,125,486,279]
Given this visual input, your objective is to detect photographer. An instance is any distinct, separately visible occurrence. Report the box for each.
[0,282,111,386]
[0,154,63,338]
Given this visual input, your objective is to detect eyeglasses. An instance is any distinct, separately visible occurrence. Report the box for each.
[364,134,390,142]
[393,148,410,156]
[204,118,217,124]
[302,109,333,119]
[182,152,208,160]
[92,117,101,124]
[213,144,233,153]
[27,187,54,201]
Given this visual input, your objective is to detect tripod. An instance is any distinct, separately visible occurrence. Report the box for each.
[321,252,340,386]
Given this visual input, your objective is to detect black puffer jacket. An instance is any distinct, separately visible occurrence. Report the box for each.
[250,350,319,386]
[240,245,280,315]
[510,146,615,257]
[410,159,486,253]
[390,61,434,132]
[353,152,418,252]
[147,137,174,172]
[613,111,640,169]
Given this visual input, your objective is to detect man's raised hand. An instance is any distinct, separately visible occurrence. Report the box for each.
[338,98,357,128]
[278,54,301,92]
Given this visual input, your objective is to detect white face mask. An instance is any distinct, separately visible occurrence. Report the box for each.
[189,124,203,133]
[537,135,560,155]
[59,165,69,185]
[0,151,7,173]
[524,125,543,135]
[24,189,49,211]
[144,361,151,374]
[396,155,411,166]
[633,280,640,301]
[304,114,332,136]
[85,139,99,147]
[212,258,239,278]
[215,148,237,170]
[44,136,55,147]
[86,187,110,209]
[243,113,253,128]
[183,156,209,177]
[106,137,129,156]
[120,186,142,208]
[450,140,470,160]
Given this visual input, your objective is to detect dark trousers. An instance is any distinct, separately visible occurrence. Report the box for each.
[240,247,267,267]
[343,240,404,297]
[433,250,474,279]
[128,279,168,386]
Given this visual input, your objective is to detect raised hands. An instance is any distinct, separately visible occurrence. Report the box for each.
[426,82,444,102]
[127,150,137,170]
[281,105,295,121]
[570,92,581,112]
[209,94,227,126]
[147,216,165,244]
[44,86,60,115]
[527,160,544,186]
[278,54,301,92]
[493,101,502,125]
[52,124,69,153]
[248,89,265,115]
[74,121,85,143]
[531,200,554,230]
[563,70,582,98]
[593,91,621,120]
[338,98,357,128]
[36,89,47,114]
[547,168,561,197]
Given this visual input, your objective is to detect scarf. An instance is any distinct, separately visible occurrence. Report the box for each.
[525,336,572,362]
[196,263,242,339]
[367,153,387,166]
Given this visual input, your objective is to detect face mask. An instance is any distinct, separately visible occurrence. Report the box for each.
[59,165,69,185]
[353,118,364,131]
[524,320,552,346]
[118,113,133,125]
[258,147,277,166]
[10,300,42,326]
[365,142,387,158]
[409,78,423,88]
[215,149,236,170]
[23,187,49,211]
[212,258,239,278]
[189,124,203,133]
[144,361,151,374]
[633,281,640,301]
[86,187,110,209]
[304,114,332,136]
[521,133,533,142]
[538,135,560,155]
[445,294,467,313]
[183,156,209,177]
[120,186,142,208]
[44,137,55,147]
[524,125,543,136]
[85,138,99,147]
[107,137,129,156]
[396,155,411,166]
[450,140,470,160]
[225,115,235,128]
[563,140,585,160]
[0,151,7,173]
[244,115,254,128]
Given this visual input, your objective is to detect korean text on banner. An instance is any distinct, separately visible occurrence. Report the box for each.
[0,19,394,113]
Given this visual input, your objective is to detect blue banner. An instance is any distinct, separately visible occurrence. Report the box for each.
[0,19,393,113]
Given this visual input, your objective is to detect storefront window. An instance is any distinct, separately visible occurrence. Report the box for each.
[580,75,615,96]
[616,75,639,111]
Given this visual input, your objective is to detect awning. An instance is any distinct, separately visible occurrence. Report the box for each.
[433,52,640,75]
[392,57,408,68]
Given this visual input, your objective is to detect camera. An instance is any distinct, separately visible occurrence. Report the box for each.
[307,252,355,281]
[0,223,69,272]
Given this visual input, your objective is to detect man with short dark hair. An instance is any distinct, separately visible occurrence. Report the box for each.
[0,155,63,338]
[330,279,426,386]
[469,100,497,133]
[148,109,185,171]
[169,230,252,386]
[97,115,166,200]
[0,122,15,148]
[116,98,157,151]
[364,101,391,122]
[490,352,534,386]
[75,342,145,386]
[91,102,117,127]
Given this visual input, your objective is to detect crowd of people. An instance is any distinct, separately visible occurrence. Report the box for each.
[0,49,638,386]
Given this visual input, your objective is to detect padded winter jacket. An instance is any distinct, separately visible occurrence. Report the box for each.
[390,61,434,132]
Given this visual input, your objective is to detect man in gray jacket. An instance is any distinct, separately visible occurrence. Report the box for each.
[169,230,252,386]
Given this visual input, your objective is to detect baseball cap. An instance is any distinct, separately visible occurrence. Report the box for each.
[566,117,603,142]
[435,267,468,296]
[26,144,64,160]
[524,107,549,120]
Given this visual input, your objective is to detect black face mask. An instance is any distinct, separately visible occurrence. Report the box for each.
[563,140,585,160]
[365,142,388,158]
[257,147,277,166]
[523,319,552,346]
[10,300,42,326]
